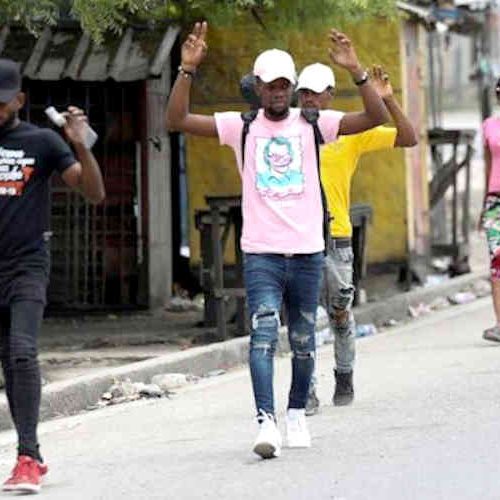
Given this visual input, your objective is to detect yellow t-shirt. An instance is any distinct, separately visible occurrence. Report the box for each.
[320,126,397,238]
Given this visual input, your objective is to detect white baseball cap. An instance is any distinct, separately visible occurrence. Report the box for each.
[297,63,336,93]
[253,49,297,84]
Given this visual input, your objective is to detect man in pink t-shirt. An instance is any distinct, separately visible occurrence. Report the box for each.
[165,21,389,460]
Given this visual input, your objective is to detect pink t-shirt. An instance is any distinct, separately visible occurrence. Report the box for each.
[483,116,500,193]
[215,108,344,254]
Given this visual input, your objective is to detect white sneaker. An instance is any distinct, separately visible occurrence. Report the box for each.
[286,409,311,448]
[253,410,282,459]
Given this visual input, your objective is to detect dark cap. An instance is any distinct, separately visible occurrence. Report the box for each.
[0,59,21,104]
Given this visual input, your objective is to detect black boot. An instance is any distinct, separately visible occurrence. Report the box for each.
[333,370,354,406]
[305,388,320,416]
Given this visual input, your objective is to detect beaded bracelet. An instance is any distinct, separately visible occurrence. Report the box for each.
[178,66,196,79]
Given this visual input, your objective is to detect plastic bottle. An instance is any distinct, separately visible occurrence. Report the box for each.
[355,323,377,338]
[45,106,98,149]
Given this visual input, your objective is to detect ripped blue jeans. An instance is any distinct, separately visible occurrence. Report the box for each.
[244,252,324,416]
[322,246,356,373]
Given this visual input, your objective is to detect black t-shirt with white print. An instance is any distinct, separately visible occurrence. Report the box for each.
[0,121,76,305]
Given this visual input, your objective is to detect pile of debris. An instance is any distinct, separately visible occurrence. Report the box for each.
[91,368,229,410]
[92,373,199,409]
[355,278,492,337]
[408,278,490,319]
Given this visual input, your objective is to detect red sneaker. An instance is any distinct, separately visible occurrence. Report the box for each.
[2,455,48,494]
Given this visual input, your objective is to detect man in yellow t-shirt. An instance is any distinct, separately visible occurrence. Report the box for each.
[297,63,417,414]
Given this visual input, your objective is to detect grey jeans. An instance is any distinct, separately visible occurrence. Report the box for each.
[311,245,356,390]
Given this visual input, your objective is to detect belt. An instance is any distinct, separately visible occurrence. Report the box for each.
[328,237,351,250]
[277,253,319,258]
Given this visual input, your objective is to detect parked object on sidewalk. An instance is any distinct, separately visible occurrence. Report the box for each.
[448,291,476,305]
[355,323,377,338]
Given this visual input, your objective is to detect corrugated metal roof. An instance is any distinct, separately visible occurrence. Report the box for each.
[397,0,483,33]
[0,24,179,82]
[397,1,432,22]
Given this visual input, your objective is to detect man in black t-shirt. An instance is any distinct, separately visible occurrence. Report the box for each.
[0,59,105,494]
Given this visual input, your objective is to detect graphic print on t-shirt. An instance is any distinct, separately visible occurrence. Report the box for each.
[255,135,304,199]
[0,146,35,196]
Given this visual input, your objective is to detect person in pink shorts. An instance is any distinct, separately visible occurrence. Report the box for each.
[481,78,500,342]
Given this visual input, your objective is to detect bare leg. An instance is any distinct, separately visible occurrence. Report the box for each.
[483,279,500,342]
[491,279,500,324]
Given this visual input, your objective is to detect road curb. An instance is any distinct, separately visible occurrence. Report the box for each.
[0,335,252,431]
[355,270,488,326]
[0,269,489,431]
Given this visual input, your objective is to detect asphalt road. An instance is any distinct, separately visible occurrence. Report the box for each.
[0,297,499,500]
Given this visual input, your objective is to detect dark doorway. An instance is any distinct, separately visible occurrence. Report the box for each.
[21,79,147,310]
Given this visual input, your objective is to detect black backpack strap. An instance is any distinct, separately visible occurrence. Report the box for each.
[300,107,325,150]
[240,110,259,169]
[300,108,332,254]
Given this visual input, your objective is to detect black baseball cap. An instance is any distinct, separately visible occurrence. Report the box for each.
[0,59,21,104]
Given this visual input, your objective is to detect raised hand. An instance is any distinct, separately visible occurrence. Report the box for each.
[328,29,361,73]
[371,65,394,100]
[181,21,208,71]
